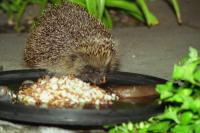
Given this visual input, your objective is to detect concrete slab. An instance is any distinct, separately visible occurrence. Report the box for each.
[113,26,200,79]
[0,34,27,70]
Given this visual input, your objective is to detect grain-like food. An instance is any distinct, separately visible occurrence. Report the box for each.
[16,76,118,109]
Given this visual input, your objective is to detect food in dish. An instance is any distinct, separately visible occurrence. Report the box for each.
[15,76,118,109]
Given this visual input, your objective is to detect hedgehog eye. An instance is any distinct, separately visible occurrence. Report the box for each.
[88,68,94,73]
[85,65,95,73]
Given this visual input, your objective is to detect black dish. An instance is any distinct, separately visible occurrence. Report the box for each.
[0,69,166,126]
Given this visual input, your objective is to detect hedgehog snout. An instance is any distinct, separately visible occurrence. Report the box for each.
[91,74,107,85]
[78,66,107,85]
[79,72,106,85]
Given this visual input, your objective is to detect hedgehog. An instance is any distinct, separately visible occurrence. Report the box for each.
[24,2,119,84]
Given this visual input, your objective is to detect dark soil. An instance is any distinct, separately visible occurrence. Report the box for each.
[109,9,144,28]
[0,24,32,33]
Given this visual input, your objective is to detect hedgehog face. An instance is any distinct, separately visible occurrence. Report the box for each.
[78,65,107,85]
[75,52,118,85]
[70,39,119,84]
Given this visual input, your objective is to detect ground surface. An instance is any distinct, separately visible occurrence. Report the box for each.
[0,0,200,132]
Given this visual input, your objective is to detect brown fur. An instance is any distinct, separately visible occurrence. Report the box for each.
[24,2,119,84]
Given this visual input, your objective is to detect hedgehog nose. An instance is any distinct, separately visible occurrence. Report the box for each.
[94,76,107,85]
[100,76,107,84]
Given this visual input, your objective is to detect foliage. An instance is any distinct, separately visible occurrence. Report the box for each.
[0,0,182,31]
[0,0,61,31]
[107,47,200,133]
[68,0,182,28]
[0,0,29,31]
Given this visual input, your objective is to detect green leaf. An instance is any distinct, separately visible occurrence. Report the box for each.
[181,47,199,65]
[137,128,148,133]
[156,82,174,100]
[10,0,22,12]
[108,128,117,133]
[15,0,29,32]
[68,0,86,8]
[127,122,134,131]
[156,107,179,123]
[194,125,200,133]
[171,125,192,133]
[194,69,200,82]
[181,98,200,112]
[102,9,113,29]
[188,47,199,61]
[134,121,150,130]
[173,63,198,84]
[86,0,98,17]
[107,122,135,133]
[171,0,182,24]
[178,88,193,96]
[194,121,200,133]
[173,47,200,86]
[180,111,193,125]
[105,0,145,22]
[167,88,192,103]
[0,2,11,11]
[97,0,105,20]
[148,121,170,132]
[136,0,159,26]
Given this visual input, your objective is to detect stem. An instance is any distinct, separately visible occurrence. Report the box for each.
[97,0,105,20]
[102,9,112,29]
[105,0,145,22]
[86,0,98,18]
[136,0,159,26]
[15,1,29,32]
[171,0,182,24]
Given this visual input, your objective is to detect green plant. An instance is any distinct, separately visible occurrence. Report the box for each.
[170,0,182,24]
[69,0,157,28]
[69,0,182,28]
[0,0,28,31]
[0,0,182,31]
[107,47,200,133]
[0,0,62,32]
